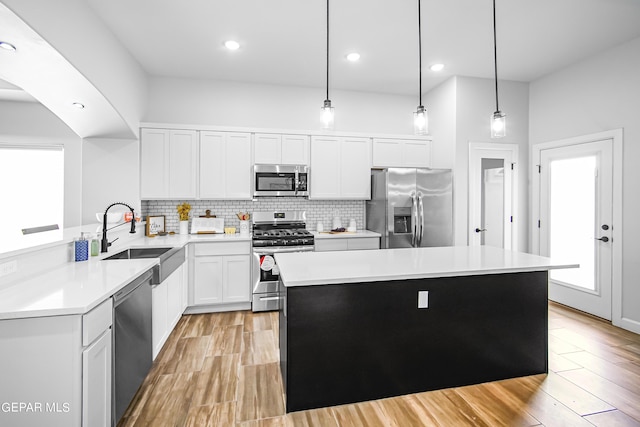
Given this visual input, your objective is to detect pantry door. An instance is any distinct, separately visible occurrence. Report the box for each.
[536,138,614,320]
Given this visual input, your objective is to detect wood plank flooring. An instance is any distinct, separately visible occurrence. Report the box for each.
[118,302,640,426]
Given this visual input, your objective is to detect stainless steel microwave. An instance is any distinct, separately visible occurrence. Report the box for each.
[253,164,309,197]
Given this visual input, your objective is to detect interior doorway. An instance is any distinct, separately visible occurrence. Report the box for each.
[469,142,518,249]
[532,130,623,322]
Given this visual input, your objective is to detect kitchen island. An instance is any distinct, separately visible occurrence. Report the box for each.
[275,245,577,413]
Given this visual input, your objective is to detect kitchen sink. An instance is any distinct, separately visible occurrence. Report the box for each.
[103,246,185,284]
[104,247,174,260]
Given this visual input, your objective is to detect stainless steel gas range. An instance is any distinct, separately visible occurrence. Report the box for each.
[251,211,314,312]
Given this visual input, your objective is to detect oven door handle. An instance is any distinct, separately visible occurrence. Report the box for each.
[252,252,262,291]
[253,246,315,254]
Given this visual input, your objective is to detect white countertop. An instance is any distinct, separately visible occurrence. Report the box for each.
[311,230,381,239]
[275,245,578,287]
[0,232,251,320]
[0,257,158,320]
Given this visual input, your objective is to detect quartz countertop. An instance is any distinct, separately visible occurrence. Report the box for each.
[311,230,381,239]
[0,232,252,320]
[275,245,578,287]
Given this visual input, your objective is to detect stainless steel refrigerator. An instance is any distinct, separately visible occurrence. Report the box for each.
[366,168,453,248]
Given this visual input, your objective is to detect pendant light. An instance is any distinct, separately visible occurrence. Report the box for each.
[490,0,506,138]
[320,0,335,130]
[413,0,428,135]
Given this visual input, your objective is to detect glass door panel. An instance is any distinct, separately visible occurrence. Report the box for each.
[548,156,596,291]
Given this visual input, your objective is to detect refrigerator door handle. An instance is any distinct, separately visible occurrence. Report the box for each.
[418,193,424,247]
[411,192,418,247]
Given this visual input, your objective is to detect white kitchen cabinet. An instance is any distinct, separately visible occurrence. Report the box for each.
[152,279,168,359]
[310,136,371,199]
[340,137,372,199]
[0,299,113,427]
[82,298,113,427]
[314,237,380,252]
[82,329,112,427]
[189,241,251,312]
[281,134,310,164]
[222,255,251,302]
[199,131,252,199]
[152,264,185,359]
[140,128,198,199]
[372,138,431,168]
[254,133,309,165]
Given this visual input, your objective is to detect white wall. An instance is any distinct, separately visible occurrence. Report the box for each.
[529,36,640,331]
[2,0,148,137]
[0,101,82,228]
[423,76,529,250]
[145,77,417,135]
[455,77,529,251]
[81,138,140,226]
[424,77,457,169]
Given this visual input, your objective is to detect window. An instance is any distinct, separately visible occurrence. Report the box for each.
[0,145,64,251]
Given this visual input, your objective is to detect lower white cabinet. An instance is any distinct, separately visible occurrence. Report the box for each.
[152,264,185,359]
[0,299,113,427]
[314,237,380,252]
[82,329,112,427]
[190,241,251,312]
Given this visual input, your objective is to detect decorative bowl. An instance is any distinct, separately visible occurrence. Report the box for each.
[96,212,123,224]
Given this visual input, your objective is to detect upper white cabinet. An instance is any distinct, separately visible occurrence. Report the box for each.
[140,128,198,199]
[254,133,309,165]
[310,136,371,200]
[372,138,431,168]
[199,131,252,199]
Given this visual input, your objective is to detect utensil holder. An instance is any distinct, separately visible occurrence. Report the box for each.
[239,220,250,236]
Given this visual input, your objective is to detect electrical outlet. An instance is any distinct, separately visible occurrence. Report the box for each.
[0,260,18,277]
[418,291,429,309]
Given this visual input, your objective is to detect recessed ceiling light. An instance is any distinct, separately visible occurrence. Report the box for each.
[72,102,85,109]
[430,63,444,72]
[0,41,17,51]
[346,52,360,62]
[224,40,240,51]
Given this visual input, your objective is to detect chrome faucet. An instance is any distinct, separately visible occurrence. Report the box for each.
[101,202,136,253]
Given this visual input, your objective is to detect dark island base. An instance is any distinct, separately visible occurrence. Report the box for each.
[279,271,548,413]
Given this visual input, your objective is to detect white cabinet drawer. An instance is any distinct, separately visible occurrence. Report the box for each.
[83,298,113,347]
[314,239,348,252]
[194,241,250,256]
[347,237,380,250]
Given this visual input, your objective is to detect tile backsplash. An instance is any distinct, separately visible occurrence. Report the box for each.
[142,199,365,232]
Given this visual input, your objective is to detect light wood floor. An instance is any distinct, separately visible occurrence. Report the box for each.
[118,302,640,426]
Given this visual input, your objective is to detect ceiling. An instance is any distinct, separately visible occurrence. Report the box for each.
[4,0,640,102]
[84,0,640,96]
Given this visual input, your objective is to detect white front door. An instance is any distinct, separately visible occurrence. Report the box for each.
[538,139,613,320]
[468,143,518,249]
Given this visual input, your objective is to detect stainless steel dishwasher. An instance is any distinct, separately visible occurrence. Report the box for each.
[112,269,153,426]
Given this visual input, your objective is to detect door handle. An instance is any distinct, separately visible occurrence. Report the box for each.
[417,194,424,247]
[411,193,417,247]
[595,236,610,242]
[475,228,487,233]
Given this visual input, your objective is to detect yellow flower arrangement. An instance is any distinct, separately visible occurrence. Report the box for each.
[177,202,191,221]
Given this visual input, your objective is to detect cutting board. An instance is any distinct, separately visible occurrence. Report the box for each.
[191,217,224,234]
[319,231,356,234]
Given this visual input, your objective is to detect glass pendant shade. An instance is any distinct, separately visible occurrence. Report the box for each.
[321,100,335,130]
[413,105,428,135]
[491,111,506,138]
